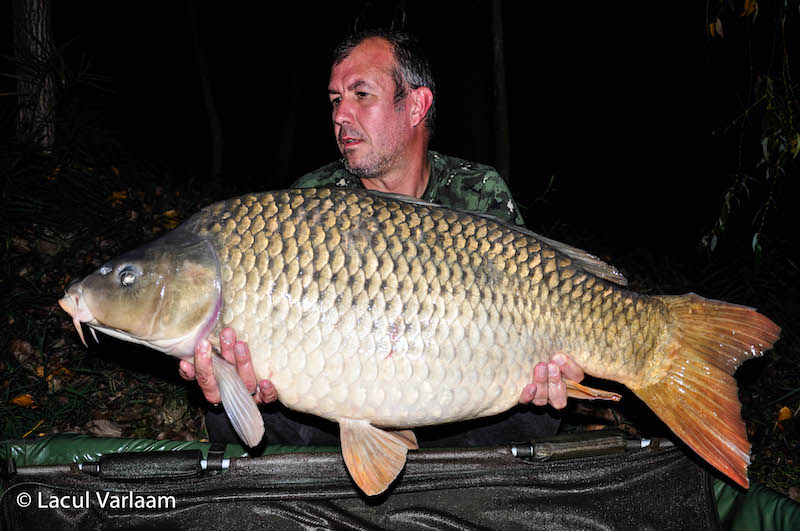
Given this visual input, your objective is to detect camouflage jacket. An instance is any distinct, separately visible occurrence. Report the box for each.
[292,151,525,226]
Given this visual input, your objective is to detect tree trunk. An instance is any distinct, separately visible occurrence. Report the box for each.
[491,0,511,183]
[12,0,56,149]
[187,1,224,179]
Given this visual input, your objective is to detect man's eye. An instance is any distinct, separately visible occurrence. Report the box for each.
[330,97,341,107]
[356,92,369,99]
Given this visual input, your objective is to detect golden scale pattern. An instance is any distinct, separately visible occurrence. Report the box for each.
[189,188,671,427]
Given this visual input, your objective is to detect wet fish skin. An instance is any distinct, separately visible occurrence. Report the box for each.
[187,189,620,425]
[185,189,659,420]
[59,187,780,495]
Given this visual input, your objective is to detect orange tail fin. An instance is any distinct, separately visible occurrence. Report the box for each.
[633,293,780,488]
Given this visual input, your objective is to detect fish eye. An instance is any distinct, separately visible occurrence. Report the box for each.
[119,266,138,287]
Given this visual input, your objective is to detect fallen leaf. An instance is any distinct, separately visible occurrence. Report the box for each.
[86,419,124,438]
[35,238,62,256]
[48,377,63,393]
[47,165,61,181]
[10,237,32,253]
[23,419,44,438]
[740,0,758,17]
[778,406,793,422]
[11,340,36,369]
[13,394,37,408]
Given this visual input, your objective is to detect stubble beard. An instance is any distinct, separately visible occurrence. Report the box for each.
[341,122,406,181]
[341,130,405,181]
[343,149,395,180]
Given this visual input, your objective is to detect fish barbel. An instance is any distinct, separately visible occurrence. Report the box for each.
[59,188,780,495]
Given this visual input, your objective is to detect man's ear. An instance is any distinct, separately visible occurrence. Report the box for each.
[409,86,433,128]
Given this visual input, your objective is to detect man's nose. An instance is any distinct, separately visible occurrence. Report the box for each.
[333,98,353,125]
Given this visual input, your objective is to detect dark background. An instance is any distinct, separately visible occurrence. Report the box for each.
[1,1,793,261]
[1,3,797,495]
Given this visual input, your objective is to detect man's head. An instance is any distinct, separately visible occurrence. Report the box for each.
[328,29,435,181]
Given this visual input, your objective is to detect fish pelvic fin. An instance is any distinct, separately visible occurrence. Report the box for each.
[211,354,265,447]
[565,379,622,401]
[339,418,418,496]
[633,293,780,488]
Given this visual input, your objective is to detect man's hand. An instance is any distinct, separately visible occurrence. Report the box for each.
[180,330,581,411]
[178,328,278,405]
[518,354,584,409]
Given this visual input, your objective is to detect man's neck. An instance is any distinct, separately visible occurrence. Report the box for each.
[359,150,431,199]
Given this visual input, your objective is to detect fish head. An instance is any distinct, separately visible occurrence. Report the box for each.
[59,229,222,359]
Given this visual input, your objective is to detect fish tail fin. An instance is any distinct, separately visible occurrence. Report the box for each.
[633,293,780,488]
[212,354,265,447]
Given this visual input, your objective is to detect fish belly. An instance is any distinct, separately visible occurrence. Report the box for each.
[252,319,541,427]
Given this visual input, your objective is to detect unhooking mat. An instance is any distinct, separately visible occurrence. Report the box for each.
[1,433,798,530]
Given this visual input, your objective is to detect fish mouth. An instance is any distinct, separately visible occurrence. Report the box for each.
[58,282,98,347]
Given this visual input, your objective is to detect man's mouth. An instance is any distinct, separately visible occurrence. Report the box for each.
[338,130,364,148]
[341,138,361,147]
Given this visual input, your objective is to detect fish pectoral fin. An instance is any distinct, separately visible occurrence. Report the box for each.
[211,354,265,447]
[339,418,416,496]
[564,379,622,401]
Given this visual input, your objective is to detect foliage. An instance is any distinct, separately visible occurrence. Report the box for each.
[700,0,799,261]
[0,47,218,441]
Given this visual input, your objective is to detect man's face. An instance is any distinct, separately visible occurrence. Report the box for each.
[328,38,412,180]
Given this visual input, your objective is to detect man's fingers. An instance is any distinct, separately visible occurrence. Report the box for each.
[178,360,195,381]
[258,380,279,404]
[524,360,570,409]
[233,341,258,395]
[532,363,549,406]
[194,339,221,405]
[553,353,584,383]
[519,383,536,404]
[218,328,237,365]
[547,361,568,410]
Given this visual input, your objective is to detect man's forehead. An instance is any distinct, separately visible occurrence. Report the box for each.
[328,38,396,90]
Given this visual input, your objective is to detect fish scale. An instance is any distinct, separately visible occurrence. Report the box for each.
[188,189,643,426]
[60,186,780,495]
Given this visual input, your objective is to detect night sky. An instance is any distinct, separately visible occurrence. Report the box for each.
[3,2,776,257]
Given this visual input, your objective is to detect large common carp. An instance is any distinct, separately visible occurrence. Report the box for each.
[59,188,780,495]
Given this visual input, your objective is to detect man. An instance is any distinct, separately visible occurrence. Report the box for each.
[180,29,585,446]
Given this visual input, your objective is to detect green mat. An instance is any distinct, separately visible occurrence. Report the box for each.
[3,434,799,530]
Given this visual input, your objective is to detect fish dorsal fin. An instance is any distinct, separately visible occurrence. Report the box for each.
[211,354,265,447]
[366,189,628,287]
[339,418,418,496]
[531,233,628,286]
